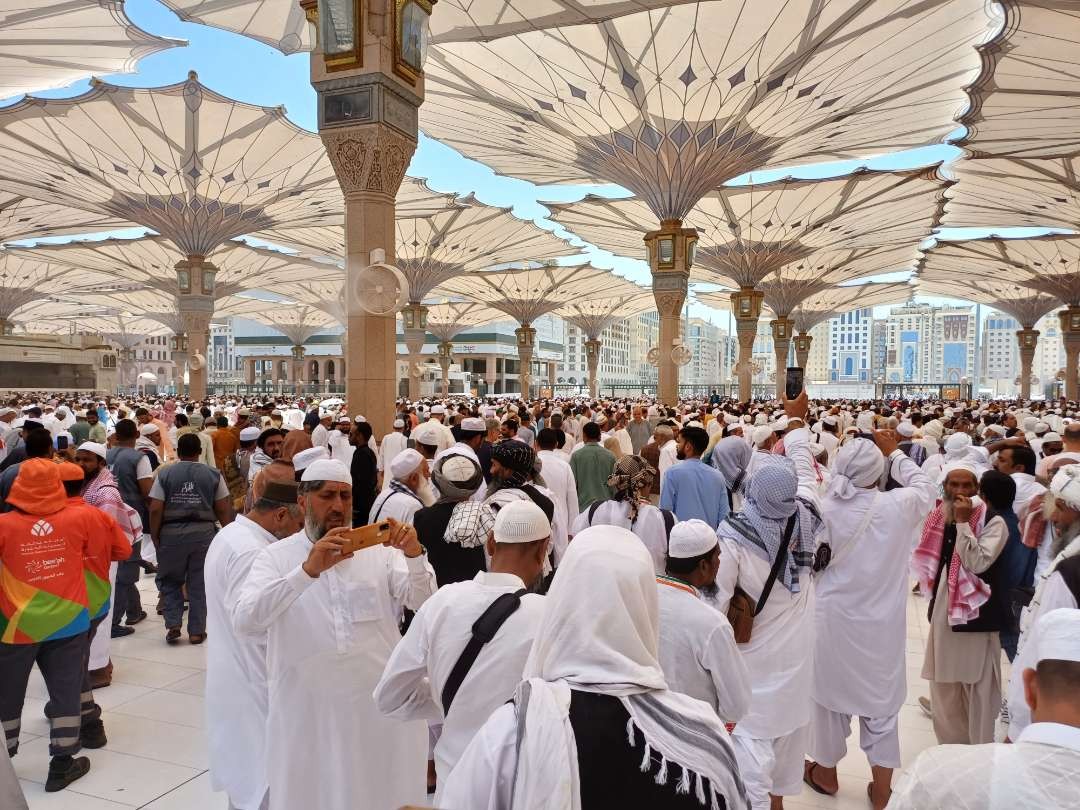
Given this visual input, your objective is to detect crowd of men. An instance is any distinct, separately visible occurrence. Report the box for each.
[1,390,1079,809]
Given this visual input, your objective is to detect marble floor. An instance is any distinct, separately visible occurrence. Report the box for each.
[13,576,975,809]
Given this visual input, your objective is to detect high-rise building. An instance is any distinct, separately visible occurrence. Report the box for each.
[805,321,831,384]
[871,320,888,383]
[559,316,638,391]
[684,318,724,386]
[1034,312,1065,392]
[828,307,873,383]
[883,302,976,384]
[981,311,1020,396]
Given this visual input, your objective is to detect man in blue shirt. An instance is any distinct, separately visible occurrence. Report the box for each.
[660,426,730,528]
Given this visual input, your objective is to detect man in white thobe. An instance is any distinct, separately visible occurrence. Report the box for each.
[310,412,332,451]
[369,448,431,524]
[1006,466,1080,740]
[656,519,750,725]
[435,417,487,503]
[374,501,550,801]
[378,418,409,481]
[234,459,436,810]
[535,427,579,561]
[710,395,823,810]
[424,405,455,453]
[204,482,303,810]
[891,608,1080,809]
[803,433,936,809]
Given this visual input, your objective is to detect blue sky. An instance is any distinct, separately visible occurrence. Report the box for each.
[2,0,1068,328]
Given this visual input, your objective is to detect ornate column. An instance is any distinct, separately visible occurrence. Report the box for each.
[794,332,813,372]
[1060,308,1080,401]
[770,317,794,398]
[730,287,764,401]
[401,302,428,402]
[485,354,497,396]
[175,255,216,400]
[515,326,536,398]
[645,219,697,405]
[244,356,255,384]
[1017,328,1040,400]
[169,333,188,397]
[290,345,306,391]
[0,317,11,336]
[585,338,602,399]
[307,0,429,438]
[437,341,453,398]
[546,361,557,394]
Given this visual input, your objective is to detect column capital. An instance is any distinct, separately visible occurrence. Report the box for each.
[793,333,814,352]
[769,317,794,342]
[731,287,765,323]
[1059,308,1080,340]
[321,125,416,199]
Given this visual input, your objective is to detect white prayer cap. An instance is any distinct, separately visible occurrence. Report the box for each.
[77,441,107,460]
[985,424,1007,438]
[752,425,775,448]
[393,418,405,429]
[390,448,424,479]
[239,426,261,442]
[684,420,704,430]
[440,455,478,482]
[301,458,352,485]
[822,415,838,427]
[1035,608,1080,664]
[896,421,914,438]
[412,422,443,447]
[493,500,550,544]
[431,404,446,415]
[938,460,980,485]
[460,417,486,433]
[723,414,738,425]
[292,446,329,472]
[1035,421,1051,434]
[0,407,16,417]
[668,519,718,559]
[1044,431,1062,443]
[139,423,160,436]
[1023,416,1038,432]
[1050,464,1080,511]
[772,416,789,432]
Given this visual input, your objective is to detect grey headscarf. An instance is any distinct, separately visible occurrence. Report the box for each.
[721,455,822,593]
[708,436,752,495]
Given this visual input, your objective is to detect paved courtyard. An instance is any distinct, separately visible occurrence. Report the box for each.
[13,575,975,809]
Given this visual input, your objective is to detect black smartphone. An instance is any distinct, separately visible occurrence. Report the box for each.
[785,367,805,400]
[57,435,69,450]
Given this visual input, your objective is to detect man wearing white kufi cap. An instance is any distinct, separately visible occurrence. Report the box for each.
[375,500,549,798]
[291,446,329,481]
[891,608,1080,809]
[804,432,936,807]
[234,457,436,810]
[421,404,455,454]
[369,448,431,524]
[656,519,750,726]
[378,417,409,480]
[1005,464,1080,739]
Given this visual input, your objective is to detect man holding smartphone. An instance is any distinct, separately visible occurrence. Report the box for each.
[234,458,437,810]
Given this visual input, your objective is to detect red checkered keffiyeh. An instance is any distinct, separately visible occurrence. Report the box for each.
[911,499,990,626]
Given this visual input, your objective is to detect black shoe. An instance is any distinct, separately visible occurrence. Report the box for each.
[141,562,158,574]
[80,718,107,749]
[166,627,182,645]
[45,756,90,792]
[125,610,148,626]
[111,625,135,639]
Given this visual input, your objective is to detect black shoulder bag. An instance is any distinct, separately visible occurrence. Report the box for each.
[441,588,528,714]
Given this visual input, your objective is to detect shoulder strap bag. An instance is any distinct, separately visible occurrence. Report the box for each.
[726,514,796,644]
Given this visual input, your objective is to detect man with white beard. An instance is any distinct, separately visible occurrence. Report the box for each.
[369,448,433,524]
[204,480,303,810]
[234,459,436,810]
[1006,465,1080,740]
[803,433,936,809]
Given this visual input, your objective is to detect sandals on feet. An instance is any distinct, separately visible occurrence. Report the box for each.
[803,761,838,796]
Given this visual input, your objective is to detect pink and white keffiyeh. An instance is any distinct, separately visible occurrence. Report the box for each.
[911,500,990,626]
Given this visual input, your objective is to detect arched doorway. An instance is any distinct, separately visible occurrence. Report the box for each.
[309,359,320,383]
[325,359,336,383]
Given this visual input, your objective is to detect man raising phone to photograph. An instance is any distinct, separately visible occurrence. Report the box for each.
[234,458,437,810]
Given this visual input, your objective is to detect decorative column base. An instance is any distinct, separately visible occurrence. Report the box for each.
[515,326,536,398]
[731,287,765,401]
[1017,328,1039,400]
[585,338,602,399]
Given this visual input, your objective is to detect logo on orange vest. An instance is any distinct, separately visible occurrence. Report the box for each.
[30,519,54,536]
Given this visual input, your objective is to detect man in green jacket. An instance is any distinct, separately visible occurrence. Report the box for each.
[569,421,617,511]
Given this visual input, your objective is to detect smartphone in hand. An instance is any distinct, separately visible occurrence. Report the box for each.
[339,521,393,554]
[785,367,805,400]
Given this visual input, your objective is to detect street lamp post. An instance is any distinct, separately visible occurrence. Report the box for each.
[305,0,434,436]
